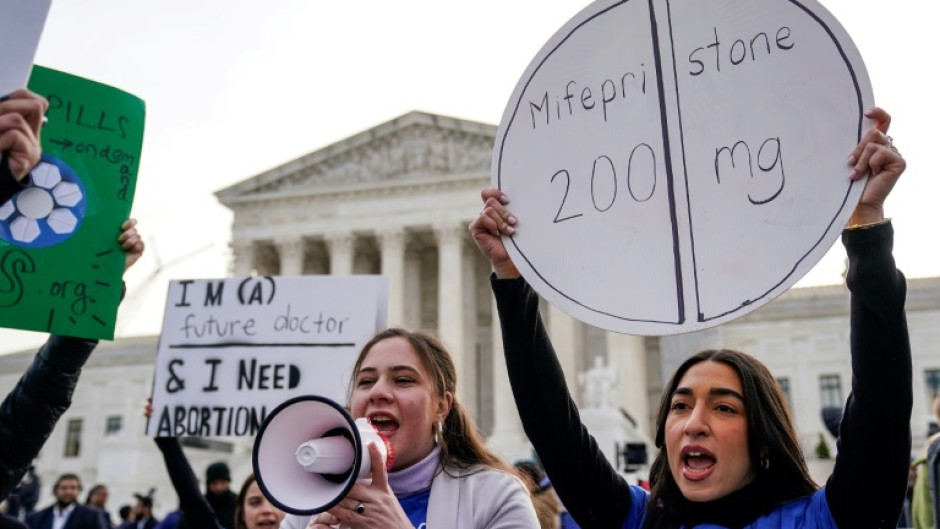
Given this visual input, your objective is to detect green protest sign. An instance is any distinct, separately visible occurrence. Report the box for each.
[0,66,145,339]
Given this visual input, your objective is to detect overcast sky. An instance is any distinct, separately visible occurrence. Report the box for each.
[1,0,936,354]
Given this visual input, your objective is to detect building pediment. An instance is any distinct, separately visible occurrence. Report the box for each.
[216,111,496,204]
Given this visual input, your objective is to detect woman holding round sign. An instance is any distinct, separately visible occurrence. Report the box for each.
[471,108,910,528]
[284,328,539,529]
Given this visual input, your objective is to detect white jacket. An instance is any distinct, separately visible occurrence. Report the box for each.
[280,465,538,529]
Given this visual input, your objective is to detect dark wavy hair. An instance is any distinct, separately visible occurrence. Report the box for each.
[348,328,509,474]
[643,349,817,528]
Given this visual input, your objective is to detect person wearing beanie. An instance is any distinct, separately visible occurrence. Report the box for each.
[205,463,230,486]
[204,462,236,529]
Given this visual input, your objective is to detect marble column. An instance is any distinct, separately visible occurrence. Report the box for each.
[435,224,467,403]
[607,332,651,436]
[403,248,423,329]
[460,249,479,418]
[548,305,583,405]
[276,237,305,276]
[231,240,255,277]
[326,233,354,276]
[377,228,407,327]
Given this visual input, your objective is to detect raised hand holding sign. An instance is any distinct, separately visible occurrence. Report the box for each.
[0,67,144,339]
[494,0,872,335]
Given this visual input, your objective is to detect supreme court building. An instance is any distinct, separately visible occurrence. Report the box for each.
[214,110,940,462]
[2,111,938,514]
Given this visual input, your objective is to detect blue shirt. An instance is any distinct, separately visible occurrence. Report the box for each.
[623,486,838,528]
[397,488,432,528]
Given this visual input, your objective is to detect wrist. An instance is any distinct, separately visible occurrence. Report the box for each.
[492,261,520,279]
[847,204,884,228]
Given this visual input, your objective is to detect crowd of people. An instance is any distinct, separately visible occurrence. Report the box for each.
[1,463,244,529]
[0,52,935,529]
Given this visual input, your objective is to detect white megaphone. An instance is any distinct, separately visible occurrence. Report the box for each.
[252,395,394,515]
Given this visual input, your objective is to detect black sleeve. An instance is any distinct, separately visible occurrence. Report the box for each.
[492,276,632,529]
[0,156,30,204]
[825,222,912,528]
[0,335,98,501]
[153,437,222,529]
[0,514,28,529]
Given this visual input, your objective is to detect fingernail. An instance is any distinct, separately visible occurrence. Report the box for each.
[499,194,509,204]
[864,108,875,116]
[507,216,517,225]
[846,155,856,165]
[848,168,858,179]
[505,226,515,234]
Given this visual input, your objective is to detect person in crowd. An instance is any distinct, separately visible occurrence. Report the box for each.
[204,462,236,529]
[116,506,132,526]
[84,485,108,511]
[516,460,561,529]
[5,466,40,520]
[151,511,180,529]
[0,88,46,203]
[85,484,113,527]
[233,475,283,529]
[470,107,910,528]
[145,395,285,529]
[515,460,581,529]
[912,394,940,528]
[117,493,157,529]
[288,328,539,528]
[150,425,286,529]
[25,474,109,529]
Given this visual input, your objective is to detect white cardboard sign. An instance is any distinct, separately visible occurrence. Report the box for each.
[148,276,388,437]
[494,0,872,335]
[0,0,52,94]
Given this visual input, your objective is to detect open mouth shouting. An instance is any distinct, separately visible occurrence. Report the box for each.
[253,516,279,529]
[681,446,717,481]
[367,412,399,437]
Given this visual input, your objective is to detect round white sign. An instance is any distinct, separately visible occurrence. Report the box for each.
[494,0,873,335]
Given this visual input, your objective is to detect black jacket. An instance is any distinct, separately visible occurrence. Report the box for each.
[0,336,98,501]
[26,503,109,529]
[205,490,236,529]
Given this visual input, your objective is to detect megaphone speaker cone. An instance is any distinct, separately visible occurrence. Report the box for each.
[253,395,364,515]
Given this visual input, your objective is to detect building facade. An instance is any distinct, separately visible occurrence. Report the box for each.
[2,111,938,514]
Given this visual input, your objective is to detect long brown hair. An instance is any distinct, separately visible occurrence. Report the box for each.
[234,474,256,529]
[644,349,816,527]
[348,328,510,473]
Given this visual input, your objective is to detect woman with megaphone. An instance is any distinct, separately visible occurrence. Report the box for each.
[282,328,539,529]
